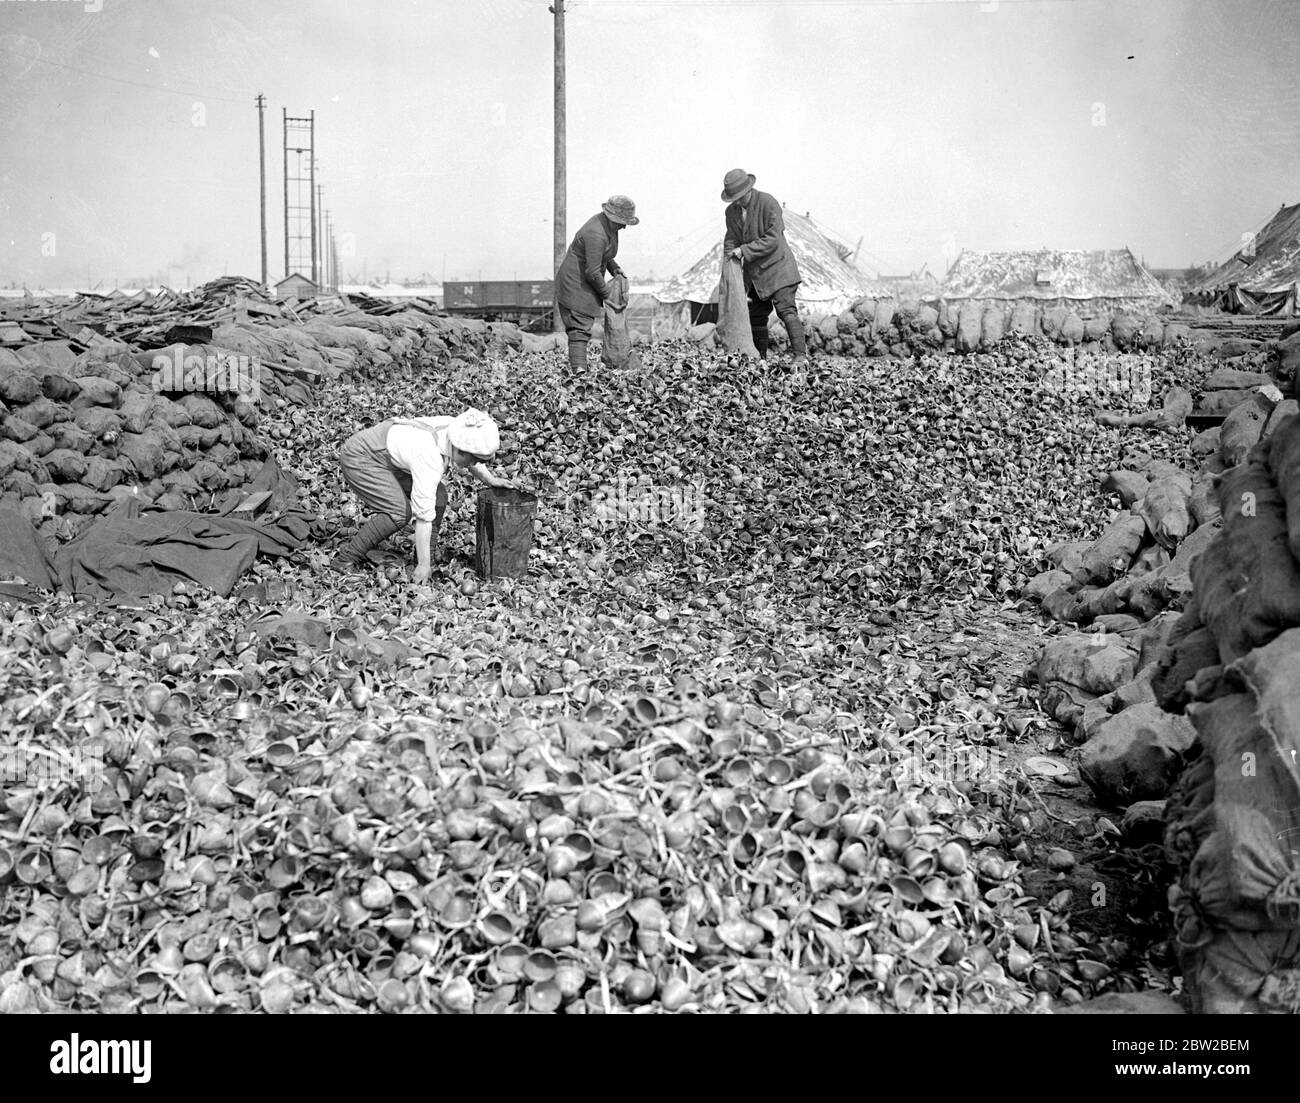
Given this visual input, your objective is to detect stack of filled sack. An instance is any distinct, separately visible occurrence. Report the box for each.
[1154,414,1300,1013]
[682,298,1208,359]
[1022,329,1300,1012]
[0,338,277,547]
[0,279,514,552]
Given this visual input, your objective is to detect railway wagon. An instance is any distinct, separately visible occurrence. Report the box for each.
[441,280,554,325]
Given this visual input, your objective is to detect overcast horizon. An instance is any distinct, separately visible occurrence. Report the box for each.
[2,0,1298,290]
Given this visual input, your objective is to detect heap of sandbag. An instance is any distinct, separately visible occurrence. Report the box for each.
[1022,330,1300,1012]
[209,309,496,377]
[695,298,1205,359]
[1,278,501,382]
[1153,416,1300,1013]
[676,295,1292,365]
[0,337,279,548]
[0,277,522,551]
[1028,361,1294,693]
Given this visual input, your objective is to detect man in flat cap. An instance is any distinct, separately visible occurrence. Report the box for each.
[721,169,807,363]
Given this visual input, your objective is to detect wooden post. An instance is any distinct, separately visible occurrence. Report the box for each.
[316,184,324,288]
[282,108,289,280]
[256,94,268,290]
[552,0,566,333]
[309,112,317,286]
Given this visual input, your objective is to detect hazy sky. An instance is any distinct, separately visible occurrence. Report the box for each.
[2,0,1298,288]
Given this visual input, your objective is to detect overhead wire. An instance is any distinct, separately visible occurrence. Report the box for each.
[0,44,250,105]
[548,0,1080,7]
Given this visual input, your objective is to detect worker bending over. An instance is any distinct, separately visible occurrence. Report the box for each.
[333,407,513,583]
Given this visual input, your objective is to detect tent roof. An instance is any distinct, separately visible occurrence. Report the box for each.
[1192,202,1300,294]
[941,248,1168,301]
[654,209,885,310]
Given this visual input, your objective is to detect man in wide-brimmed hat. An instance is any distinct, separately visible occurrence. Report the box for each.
[555,195,638,373]
[332,407,514,583]
[721,169,807,363]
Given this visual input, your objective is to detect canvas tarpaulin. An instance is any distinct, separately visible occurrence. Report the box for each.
[0,458,313,601]
[1189,202,1300,315]
[1194,283,1300,317]
[0,502,61,590]
[940,248,1172,308]
[654,209,881,319]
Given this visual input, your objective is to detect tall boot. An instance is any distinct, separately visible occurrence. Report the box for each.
[568,337,588,373]
[752,326,770,360]
[332,513,401,569]
[784,314,808,360]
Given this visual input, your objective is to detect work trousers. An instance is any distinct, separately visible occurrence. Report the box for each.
[339,420,447,526]
[557,303,596,340]
[746,280,806,356]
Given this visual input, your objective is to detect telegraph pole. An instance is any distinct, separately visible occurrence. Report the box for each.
[551,0,566,333]
[315,181,324,287]
[256,94,268,289]
[325,211,333,291]
[282,107,289,278]
[309,113,317,285]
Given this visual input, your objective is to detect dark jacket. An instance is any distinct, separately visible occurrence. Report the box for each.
[556,213,623,319]
[724,190,801,300]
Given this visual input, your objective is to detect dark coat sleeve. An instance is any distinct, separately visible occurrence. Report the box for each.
[583,223,607,299]
[556,215,616,317]
[724,204,743,254]
[741,194,785,263]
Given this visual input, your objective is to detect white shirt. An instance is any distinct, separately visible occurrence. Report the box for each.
[385,416,451,523]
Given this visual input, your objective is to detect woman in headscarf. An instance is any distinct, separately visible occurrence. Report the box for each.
[555,195,638,372]
[333,407,512,583]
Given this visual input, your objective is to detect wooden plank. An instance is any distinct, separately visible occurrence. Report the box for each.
[231,490,272,515]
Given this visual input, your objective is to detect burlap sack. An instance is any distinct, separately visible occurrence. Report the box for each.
[716,257,758,358]
[600,275,633,371]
